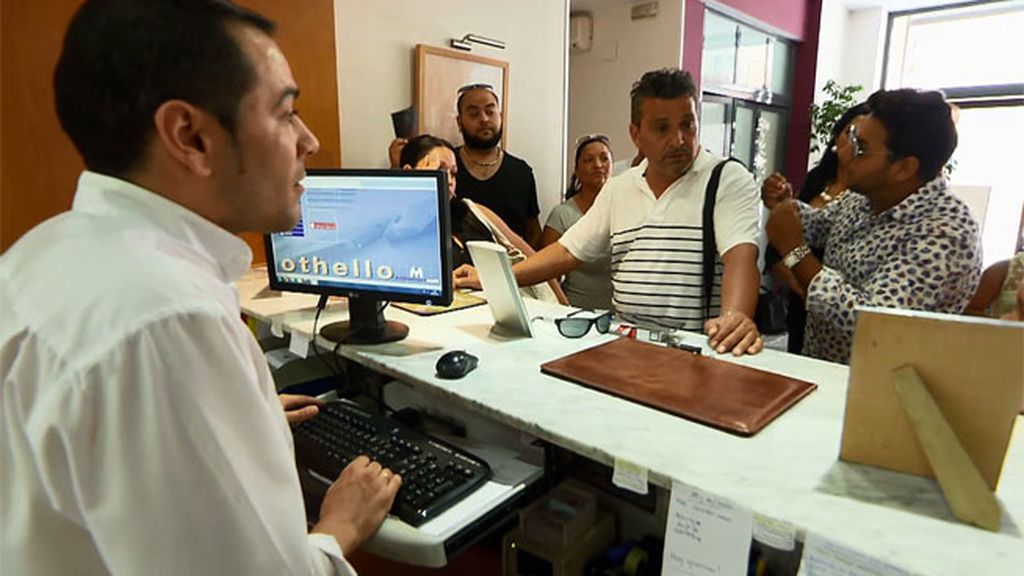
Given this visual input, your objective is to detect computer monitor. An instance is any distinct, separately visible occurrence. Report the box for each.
[264,168,452,344]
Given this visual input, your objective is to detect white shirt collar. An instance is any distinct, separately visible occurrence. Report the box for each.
[632,146,711,196]
[71,171,252,283]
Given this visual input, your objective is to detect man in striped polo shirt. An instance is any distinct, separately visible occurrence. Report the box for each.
[455,68,763,356]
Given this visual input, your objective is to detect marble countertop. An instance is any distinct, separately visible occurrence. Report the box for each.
[237,269,1024,574]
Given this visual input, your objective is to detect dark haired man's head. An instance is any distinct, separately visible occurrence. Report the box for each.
[628,68,701,184]
[456,87,502,150]
[54,0,275,177]
[400,134,458,198]
[629,68,698,126]
[838,89,956,211]
[864,89,957,182]
[55,0,320,234]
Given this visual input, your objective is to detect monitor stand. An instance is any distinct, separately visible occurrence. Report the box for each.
[320,297,409,345]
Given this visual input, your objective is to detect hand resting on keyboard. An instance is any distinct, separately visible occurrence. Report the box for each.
[293,401,492,527]
[312,455,403,555]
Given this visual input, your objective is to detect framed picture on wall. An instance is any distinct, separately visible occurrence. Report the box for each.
[415,44,509,148]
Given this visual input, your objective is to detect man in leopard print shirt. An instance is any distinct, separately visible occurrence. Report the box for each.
[764,89,981,364]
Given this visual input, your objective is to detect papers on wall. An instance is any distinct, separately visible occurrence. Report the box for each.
[662,480,753,576]
[612,458,649,495]
[797,533,912,576]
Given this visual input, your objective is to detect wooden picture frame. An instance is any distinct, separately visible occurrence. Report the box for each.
[415,44,509,148]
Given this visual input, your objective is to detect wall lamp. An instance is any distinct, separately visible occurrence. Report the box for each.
[450,33,506,51]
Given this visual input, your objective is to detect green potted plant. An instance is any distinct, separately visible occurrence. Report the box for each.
[809,80,863,155]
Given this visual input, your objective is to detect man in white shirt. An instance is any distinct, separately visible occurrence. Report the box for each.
[0,1,397,574]
[455,69,763,355]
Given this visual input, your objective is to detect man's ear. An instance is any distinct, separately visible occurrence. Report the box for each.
[455,114,464,132]
[152,100,217,177]
[628,122,641,149]
[891,155,921,185]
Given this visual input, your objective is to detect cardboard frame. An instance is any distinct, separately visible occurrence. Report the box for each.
[840,307,1024,491]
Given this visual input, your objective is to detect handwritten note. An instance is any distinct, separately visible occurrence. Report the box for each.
[798,533,912,576]
[612,458,649,495]
[662,480,753,576]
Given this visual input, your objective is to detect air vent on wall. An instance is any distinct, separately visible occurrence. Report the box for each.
[631,1,659,20]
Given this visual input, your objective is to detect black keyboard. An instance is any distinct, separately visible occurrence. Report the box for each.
[292,401,492,527]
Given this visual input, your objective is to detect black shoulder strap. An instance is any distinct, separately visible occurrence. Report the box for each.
[702,158,739,323]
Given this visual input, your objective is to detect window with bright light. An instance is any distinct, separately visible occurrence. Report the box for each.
[885,2,1023,90]
[885,0,1024,268]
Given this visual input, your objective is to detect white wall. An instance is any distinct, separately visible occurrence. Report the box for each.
[814,4,887,100]
[333,0,570,220]
[567,0,685,183]
[843,8,887,92]
[814,0,850,100]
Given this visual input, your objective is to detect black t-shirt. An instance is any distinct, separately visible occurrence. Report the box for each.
[455,149,539,239]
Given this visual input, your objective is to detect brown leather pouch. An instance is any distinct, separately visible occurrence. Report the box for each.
[540,338,817,436]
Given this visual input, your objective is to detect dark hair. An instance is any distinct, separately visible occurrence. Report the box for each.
[54,0,275,177]
[566,135,612,199]
[865,88,957,182]
[630,68,698,125]
[799,101,870,201]
[399,134,456,167]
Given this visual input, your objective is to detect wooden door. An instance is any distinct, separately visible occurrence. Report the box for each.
[0,0,341,264]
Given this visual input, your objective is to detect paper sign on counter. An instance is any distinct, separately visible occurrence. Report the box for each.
[752,513,797,551]
[612,458,649,495]
[798,533,912,576]
[662,480,753,576]
[289,331,310,359]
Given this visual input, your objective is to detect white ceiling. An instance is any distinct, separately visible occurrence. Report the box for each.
[838,0,977,11]
[569,0,983,14]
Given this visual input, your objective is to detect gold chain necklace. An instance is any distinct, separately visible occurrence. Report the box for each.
[464,147,502,167]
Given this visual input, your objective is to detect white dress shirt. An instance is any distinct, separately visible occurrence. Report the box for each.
[0,172,356,575]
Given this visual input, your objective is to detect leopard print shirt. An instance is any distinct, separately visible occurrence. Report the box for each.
[799,177,982,364]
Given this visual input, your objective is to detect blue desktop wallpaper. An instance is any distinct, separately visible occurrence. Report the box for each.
[269,179,444,298]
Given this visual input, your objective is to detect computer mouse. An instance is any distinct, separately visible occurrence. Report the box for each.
[435,350,479,379]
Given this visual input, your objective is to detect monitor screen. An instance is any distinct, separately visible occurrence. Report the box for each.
[264,168,452,344]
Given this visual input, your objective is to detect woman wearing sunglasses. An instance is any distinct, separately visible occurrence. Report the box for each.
[759,102,868,354]
[540,134,615,310]
[397,134,566,304]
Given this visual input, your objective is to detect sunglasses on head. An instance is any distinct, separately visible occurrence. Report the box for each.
[554,309,613,338]
[574,133,610,149]
[457,83,495,94]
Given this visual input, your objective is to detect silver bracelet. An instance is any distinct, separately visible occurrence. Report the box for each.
[783,244,812,269]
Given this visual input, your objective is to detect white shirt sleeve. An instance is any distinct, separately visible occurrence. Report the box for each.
[29,308,356,576]
[712,161,760,256]
[558,179,614,263]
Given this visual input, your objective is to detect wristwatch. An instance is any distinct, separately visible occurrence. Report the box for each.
[782,244,812,269]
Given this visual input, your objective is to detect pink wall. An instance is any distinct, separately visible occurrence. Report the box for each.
[784,0,823,191]
[716,0,808,40]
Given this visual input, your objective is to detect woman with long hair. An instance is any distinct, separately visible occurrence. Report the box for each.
[539,134,614,309]
[761,102,869,353]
